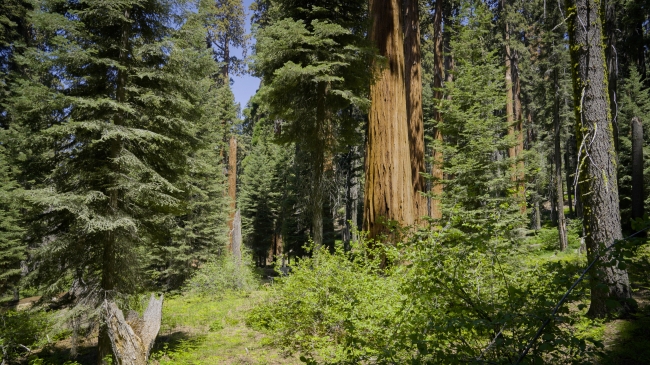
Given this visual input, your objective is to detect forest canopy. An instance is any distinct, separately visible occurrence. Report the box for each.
[1,0,650,364]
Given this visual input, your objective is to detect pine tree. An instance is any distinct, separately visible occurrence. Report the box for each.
[439,0,522,235]
[566,0,632,317]
[0,142,24,298]
[150,12,231,288]
[7,0,215,361]
[618,65,650,227]
[252,0,372,245]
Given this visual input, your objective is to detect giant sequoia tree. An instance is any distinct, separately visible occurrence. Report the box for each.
[566,0,631,317]
[364,0,415,238]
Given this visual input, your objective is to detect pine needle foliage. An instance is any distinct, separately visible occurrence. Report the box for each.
[8,0,211,298]
[0,142,25,296]
[437,0,524,237]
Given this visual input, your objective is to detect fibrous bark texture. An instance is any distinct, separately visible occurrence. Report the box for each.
[404,0,428,223]
[232,209,242,262]
[567,0,631,317]
[104,294,163,365]
[503,3,525,212]
[631,117,644,220]
[430,0,445,220]
[228,135,237,250]
[364,0,414,239]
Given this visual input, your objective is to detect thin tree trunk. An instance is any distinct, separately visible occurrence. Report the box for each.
[99,8,129,364]
[344,148,360,246]
[364,0,414,239]
[565,149,573,217]
[567,0,631,317]
[533,199,541,231]
[227,135,237,251]
[430,0,445,220]
[554,69,568,251]
[404,0,427,223]
[631,117,644,220]
[311,82,330,247]
[512,52,526,212]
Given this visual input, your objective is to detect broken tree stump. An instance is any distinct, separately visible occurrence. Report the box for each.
[104,294,163,365]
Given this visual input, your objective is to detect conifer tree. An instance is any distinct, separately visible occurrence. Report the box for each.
[253,0,372,245]
[618,66,650,226]
[8,0,216,361]
[364,0,414,239]
[0,142,24,298]
[439,0,522,234]
[566,0,632,317]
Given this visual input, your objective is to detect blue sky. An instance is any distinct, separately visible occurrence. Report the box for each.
[230,0,260,114]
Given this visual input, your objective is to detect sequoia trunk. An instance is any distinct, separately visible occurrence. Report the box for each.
[430,0,445,220]
[567,0,631,317]
[364,0,414,238]
[404,0,428,223]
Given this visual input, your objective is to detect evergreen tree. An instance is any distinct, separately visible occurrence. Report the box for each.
[439,0,522,236]
[0,142,24,298]
[566,0,632,317]
[149,12,231,289]
[252,0,372,245]
[7,0,215,361]
[618,65,650,227]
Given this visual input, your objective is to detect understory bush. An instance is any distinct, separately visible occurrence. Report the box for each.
[249,229,602,364]
[184,252,258,296]
[0,310,50,363]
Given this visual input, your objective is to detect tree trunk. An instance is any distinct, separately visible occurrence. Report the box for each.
[430,0,445,220]
[364,0,414,239]
[631,117,644,220]
[100,9,129,364]
[567,0,631,317]
[503,3,525,212]
[227,135,237,251]
[565,150,574,217]
[404,0,428,223]
[604,0,619,154]
[554,69,568,251]
[344,148,360,246]
[533,199,542,231]
[104,294,163,365]
[232,210,242,262]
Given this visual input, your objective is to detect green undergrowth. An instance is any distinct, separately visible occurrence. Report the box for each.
[151,291,301,365]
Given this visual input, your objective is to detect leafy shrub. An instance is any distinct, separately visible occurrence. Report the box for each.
[249,230,601,364]
[184,252,258,296]
[248,240,401,364]
[1,310,50,363]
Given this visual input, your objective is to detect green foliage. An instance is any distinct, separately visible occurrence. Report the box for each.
[250,228,601,364]
[0,310,50,363]
[248,240,401,364]
[0,143,24,295]
[436,0,524,234]
[5,0,230,297]
[184,253,259,296]
[617,65,650,227]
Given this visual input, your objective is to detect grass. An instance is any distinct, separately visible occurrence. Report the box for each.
[150,290,301,365]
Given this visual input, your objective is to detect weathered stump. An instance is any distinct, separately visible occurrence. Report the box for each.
[104,294,163,365]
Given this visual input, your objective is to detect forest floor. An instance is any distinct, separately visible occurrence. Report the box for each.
[26,290,300,365]
[13,226,650,364]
